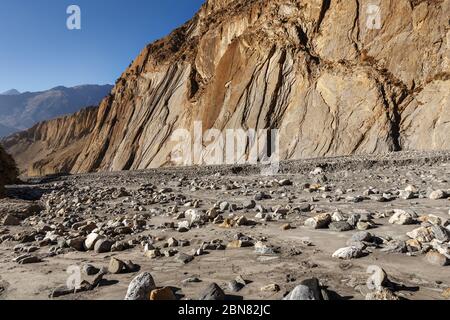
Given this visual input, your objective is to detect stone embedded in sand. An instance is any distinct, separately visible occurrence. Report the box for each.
[124,272,156,300]
[175,252,194,264]
[84,233,104,251]
[167,237,179,247]
[108,257,124,274]
[68,237,86,251]
[304,213,331,229]
[332,211,346,222]
[82,264,100,276]
[329,221,353,232]
[406,227,434,243]
[406,239,422,252]
[219,218,234,228]
[388,209,417,225]
[14,254,42,264]
[366,265,388,291]
[332,246,364,260]
[228,280,244,292]
[430,225,449,242]
[150,287,176,300]
[227,240,253,249]
[2,214,21,226]
[199,283,225,300]
[243,200,256,209]
[366,288,399,300]
[185,209,205,226]
[0,146,18,198]
[399,190,416,200]
[429,190,447,200]
[426,251,448,266]
[94,239,113,253]
[283,285,318,300]
[405,185,419,193]
[381,240,407,254]
[260,284,280,292]
[442,288,450,299]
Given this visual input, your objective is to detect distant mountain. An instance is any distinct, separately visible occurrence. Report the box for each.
[0,84,112,137]
[1,89,21,95]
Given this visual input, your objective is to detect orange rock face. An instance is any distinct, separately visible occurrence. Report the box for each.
[3,0,450,176]
[0,145,18,197]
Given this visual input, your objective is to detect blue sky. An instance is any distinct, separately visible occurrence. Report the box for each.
[0,0,205,93]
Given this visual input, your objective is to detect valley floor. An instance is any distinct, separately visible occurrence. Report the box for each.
[0,151,449,300]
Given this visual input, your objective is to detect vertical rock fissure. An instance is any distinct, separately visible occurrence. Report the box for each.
[315,0,332,33]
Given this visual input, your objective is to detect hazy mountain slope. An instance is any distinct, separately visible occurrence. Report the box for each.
[0,85,112,137]
[3,0,450,176]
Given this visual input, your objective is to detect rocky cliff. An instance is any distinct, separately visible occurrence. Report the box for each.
[3,0,450,176]
[0,145,18,197]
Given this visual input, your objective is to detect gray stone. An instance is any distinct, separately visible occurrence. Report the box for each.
[332,246,364,259]
[429,190,447,200]
[82,264,100,276]
[124,272,156,300]
[228,280,244,292]
[351,232,373,243]
[2,214,21,226]
[199,283,225,300]
[175,253,194,264]
[329,221,353,232]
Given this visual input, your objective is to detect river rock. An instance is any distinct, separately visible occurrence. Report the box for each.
[124,272,156,300]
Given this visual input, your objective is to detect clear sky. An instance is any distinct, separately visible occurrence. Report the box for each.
[0,0,205,93]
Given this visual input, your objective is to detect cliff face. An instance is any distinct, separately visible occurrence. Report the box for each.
[0,145,18,197]
[4,0,450,176]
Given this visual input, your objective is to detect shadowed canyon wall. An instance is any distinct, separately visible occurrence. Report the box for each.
[2,0,450,176]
